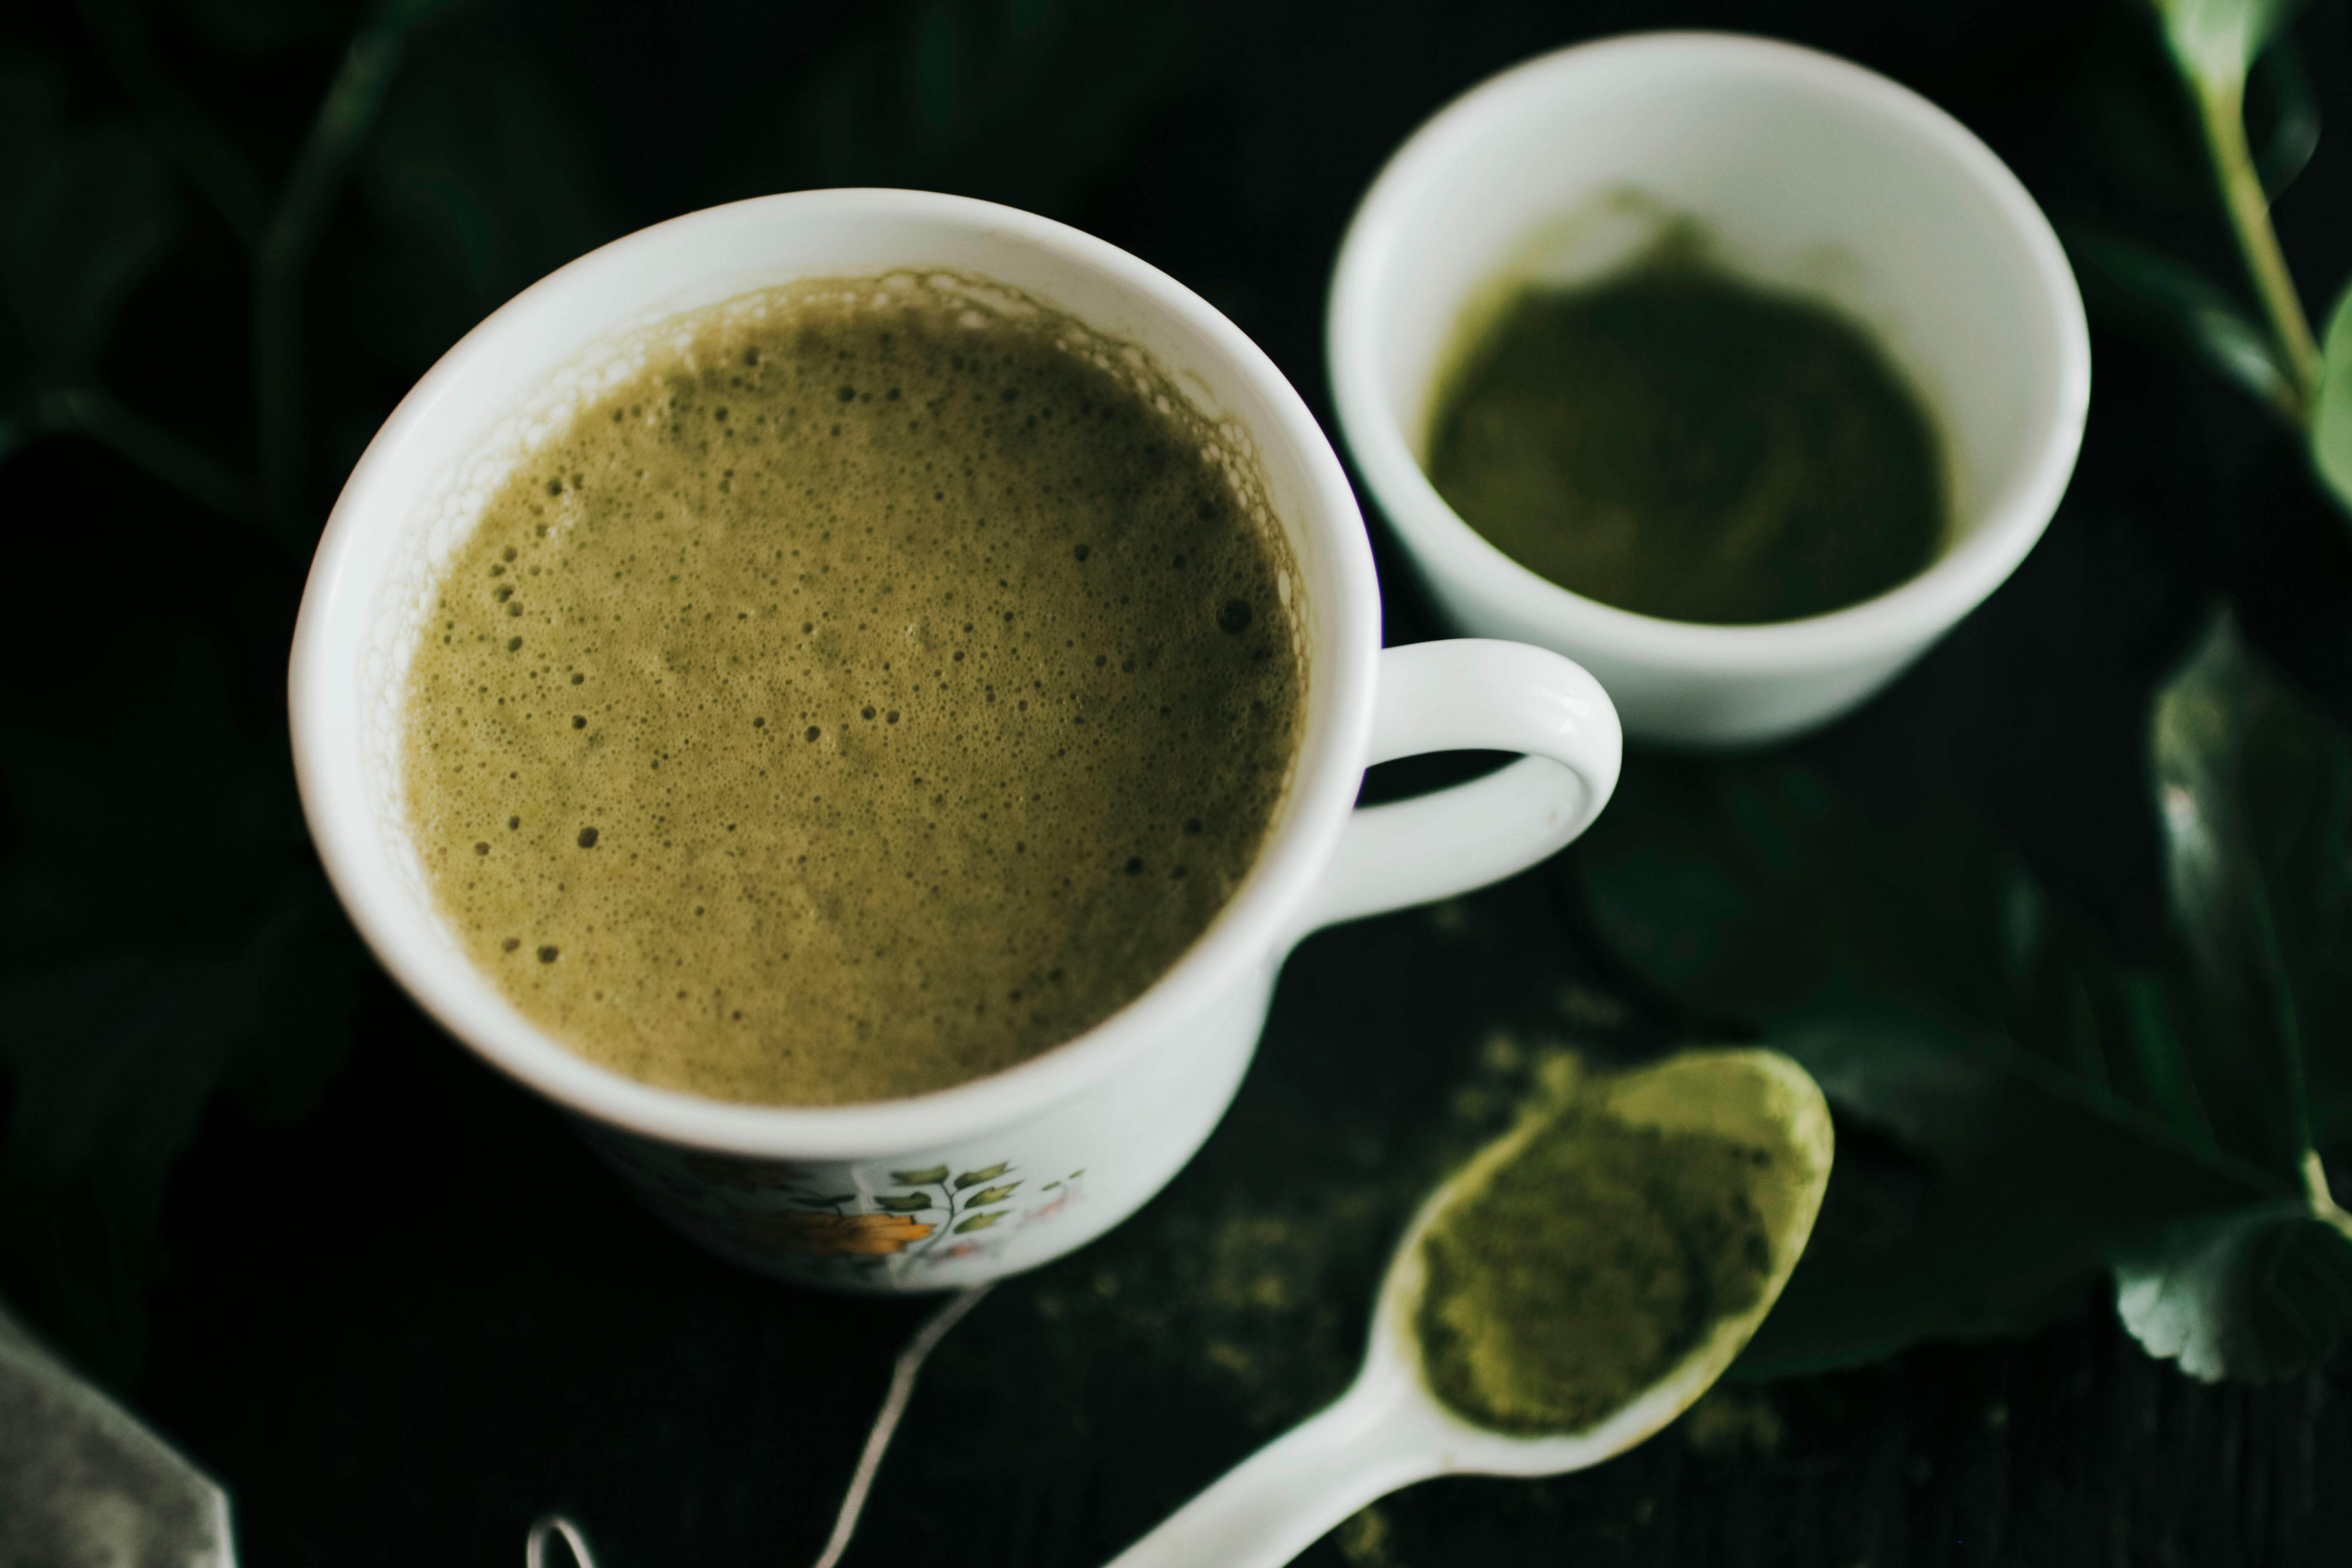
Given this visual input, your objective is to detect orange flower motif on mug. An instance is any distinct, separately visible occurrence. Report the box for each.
[753,1210,936,1256]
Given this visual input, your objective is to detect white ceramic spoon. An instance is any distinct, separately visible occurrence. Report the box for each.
[1104,1048,1834,1568]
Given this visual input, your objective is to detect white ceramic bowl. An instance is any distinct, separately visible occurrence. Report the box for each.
[1329,32,2091,747]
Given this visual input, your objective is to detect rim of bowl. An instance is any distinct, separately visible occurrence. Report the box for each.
[291,189,1381,1159]
[1326,31,2092,674]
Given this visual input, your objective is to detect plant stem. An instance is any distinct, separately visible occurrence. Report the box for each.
[2198,80,2322,413]
[2304,1152,2352,1240]
[37,387,267,533]
[254,25,407,546]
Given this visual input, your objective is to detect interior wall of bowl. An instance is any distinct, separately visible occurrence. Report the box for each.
[1369,47,2070,555]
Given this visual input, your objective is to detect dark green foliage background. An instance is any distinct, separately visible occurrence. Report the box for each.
[4,0,2352,1564]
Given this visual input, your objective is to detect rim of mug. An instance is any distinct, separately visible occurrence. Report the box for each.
[1326,31,2092,674]
[291,189,1381,1160]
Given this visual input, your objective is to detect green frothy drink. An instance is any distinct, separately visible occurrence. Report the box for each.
[401,275,1304,1106]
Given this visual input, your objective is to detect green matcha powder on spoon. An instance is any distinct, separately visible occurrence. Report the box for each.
[1103,1047,1834,1568]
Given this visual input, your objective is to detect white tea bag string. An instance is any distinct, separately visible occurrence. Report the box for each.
[526,1283,994,1568]
[813,1283,993,1568]
[527,1514,596,1568]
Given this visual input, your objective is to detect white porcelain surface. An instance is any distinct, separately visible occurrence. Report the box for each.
[290,190,1623,1291]
[1328,32,2092,747]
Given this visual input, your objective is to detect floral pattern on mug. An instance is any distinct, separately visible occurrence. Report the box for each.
[861,1162,1022,1265]
[578,1123,1097,1282]
[750,1211,934,1256]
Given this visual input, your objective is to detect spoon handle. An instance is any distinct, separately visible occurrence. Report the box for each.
[1102,1377,1438,1568]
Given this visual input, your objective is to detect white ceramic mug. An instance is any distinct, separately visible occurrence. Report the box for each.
[1328,32,2092,748]
[290,190,1622,1292]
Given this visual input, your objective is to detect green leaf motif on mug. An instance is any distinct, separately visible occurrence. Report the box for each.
[874,1192,931,1213]
[954,1211,1006,1233]
[890,1166,950,1186]
[968,1184,1020,1206]
[954,1163,1011,1190]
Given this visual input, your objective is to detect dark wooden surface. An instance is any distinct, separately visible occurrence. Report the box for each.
[127,869,2352,1567]
[3,1,2349,1563]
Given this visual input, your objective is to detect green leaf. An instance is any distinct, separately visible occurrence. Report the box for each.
[954,1163,1010,1190]
[0,651,310,952]
[873,1192,932,1213]
[1573,750,2015,1034]
[2149,614,2352,1176]
[2115,1203,2352,1380]
[967,1184,1020,1206]
[701,0,1207,230]
[2312,278,2352,517]
[2250,40,2320,197]
[374,0,481,32]
[1739,1004,2274,1376]
[2114,613,2352,1377]
[953,1211,1006,1234]
[0,53,251,521]
[2074,235,2298,415]
[358,48,614,368]
[891,1166,950,1186]
[1575,743,2196,1372]
[175,0,341,56]
[2152,0,2302,96]
[0,52,184,384]
[0,647,361,1380]
[1574,609,2352,1378]
[83,0,272,240]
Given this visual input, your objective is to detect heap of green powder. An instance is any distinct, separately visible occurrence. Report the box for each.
[1414,1103,1780,1436]
[1426,262,1944,625]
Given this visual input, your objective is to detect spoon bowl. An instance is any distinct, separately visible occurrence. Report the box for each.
[1105,1048,1833,1568]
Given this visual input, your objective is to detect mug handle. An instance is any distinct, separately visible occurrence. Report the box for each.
[1297,639,1622,935]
